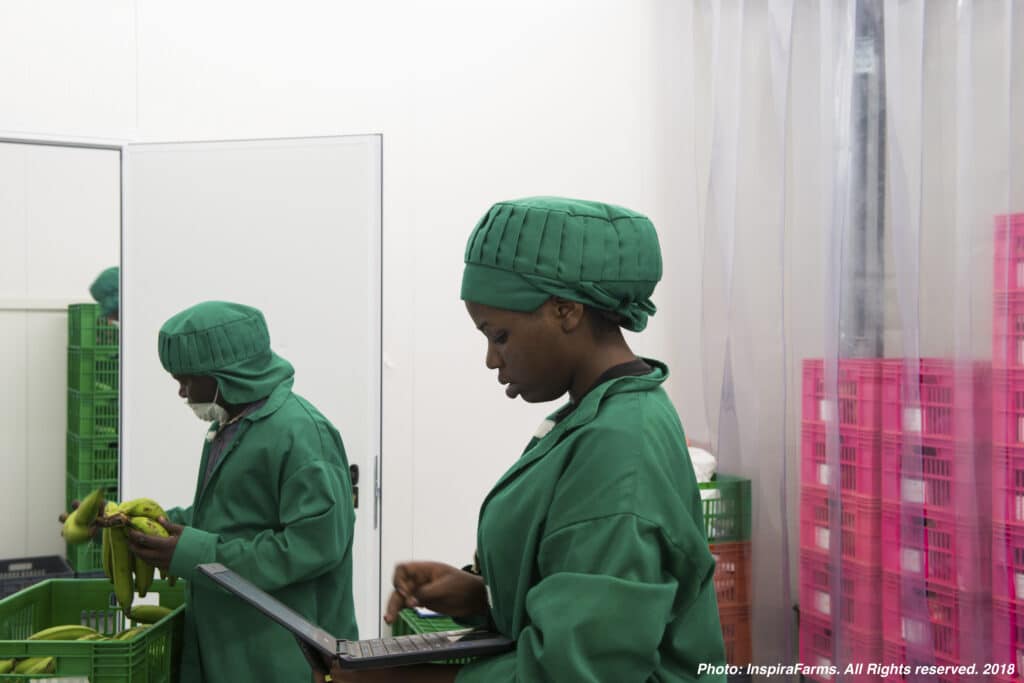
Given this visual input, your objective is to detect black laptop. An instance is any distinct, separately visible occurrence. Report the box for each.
[197,562,514,671]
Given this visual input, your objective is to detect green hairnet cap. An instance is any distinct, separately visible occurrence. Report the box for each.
[158,301,294,404]
[89,267,120,318]
[460,197,663,331]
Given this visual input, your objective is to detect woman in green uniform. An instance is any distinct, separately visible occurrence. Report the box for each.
[321,197,725,683]
[126,301,358,683]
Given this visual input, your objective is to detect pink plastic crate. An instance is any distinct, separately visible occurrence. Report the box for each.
[881,639,966,683]
[881,504,990,592]
[993,524,1024,605]
[994,447,1024,526]
[799,614,881,683]
[800,488,881,567]
[994,294,1024,369]
[994,369,1024,445]
[881,435,988,515]
[801,423,882,496]
[994,213,1024,293]
[881,359,991,439]
[802,359,883,429]
[881,572,988,661]
[799,550,881,630]
[992,599,1024,679]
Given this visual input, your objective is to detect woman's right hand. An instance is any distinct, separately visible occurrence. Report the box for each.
[384,561,489,624]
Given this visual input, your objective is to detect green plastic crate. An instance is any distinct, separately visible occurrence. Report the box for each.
[66,536,105,575]
[65,475,118,512]
[699,474,752,543]
[391,609,475,665]
[0,578,183,682]
[67,389,118,438]
[68,303,119,349]
[68,348,119,393]
[67,432,119,481]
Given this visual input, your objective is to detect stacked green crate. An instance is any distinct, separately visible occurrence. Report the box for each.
[66,304,119,573]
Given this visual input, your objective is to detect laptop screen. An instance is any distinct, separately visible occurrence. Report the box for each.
[200,563,338,658]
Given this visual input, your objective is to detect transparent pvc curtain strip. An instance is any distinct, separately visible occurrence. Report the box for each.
[765,0,797,672]
[819,0,857,675]
[990,0,1019,674]
[883,1,937,677]
[950,0,992,673]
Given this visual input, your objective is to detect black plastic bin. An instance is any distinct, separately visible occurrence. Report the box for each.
[0,555,74,599]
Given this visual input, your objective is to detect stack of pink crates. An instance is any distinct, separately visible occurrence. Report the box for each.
[799,359,884,681]
[799,357,992,682]
[992,213,1024,681]
[879,358,991,681]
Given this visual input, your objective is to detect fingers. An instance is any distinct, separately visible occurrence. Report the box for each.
[157,516,183,535]
[383,590,409,625]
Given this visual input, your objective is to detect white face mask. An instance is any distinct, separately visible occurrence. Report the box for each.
[187,385,230,424]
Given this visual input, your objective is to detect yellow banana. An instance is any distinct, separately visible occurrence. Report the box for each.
[129,605,172,624]
[134,554,154,597]
[118,498,167,521]
[113,625,148,640]
[62,487,105,544]
[28,624,98,640]
[128,516,169,538]
[14,656,56,674]
[0,658,14,673]
[109,526,134,612]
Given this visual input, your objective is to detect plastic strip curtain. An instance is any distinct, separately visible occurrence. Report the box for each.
[699,0,795,668]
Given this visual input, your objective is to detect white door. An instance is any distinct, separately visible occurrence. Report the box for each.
[119,135,382,633]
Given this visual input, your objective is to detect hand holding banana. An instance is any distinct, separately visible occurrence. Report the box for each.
[62,491,182,613]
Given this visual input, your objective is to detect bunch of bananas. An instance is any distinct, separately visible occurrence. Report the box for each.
[0,624,112,674]
[62,490,178,613]
[99,498,179,613]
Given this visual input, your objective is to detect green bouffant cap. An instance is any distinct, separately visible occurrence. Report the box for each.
[158,301,294,404]
[89,267,119,318]
[460,197,663,331]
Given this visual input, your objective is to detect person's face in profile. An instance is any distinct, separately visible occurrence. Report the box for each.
[465,300,575,404]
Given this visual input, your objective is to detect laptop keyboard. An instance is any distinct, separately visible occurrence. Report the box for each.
[343,631,453,659]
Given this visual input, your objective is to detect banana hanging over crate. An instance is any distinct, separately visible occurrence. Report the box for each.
[97,498,177,611]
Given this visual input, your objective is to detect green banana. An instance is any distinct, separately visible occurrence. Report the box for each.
[129,605,172,624]
[101,501,118,581]
[109,526,134,612]
[159,566,178,588]
[14,656,56,674]
[118,498,168,521]
[62,487,105,544]
[28,624,98,640]
[76,632,109,641]
[134,554,154,597]
[113,625,148,640]
[0,658,14,673]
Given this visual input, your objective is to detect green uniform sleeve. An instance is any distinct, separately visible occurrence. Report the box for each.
[168,460,351,589]
[165,505,193,526]
[458,513,701,683]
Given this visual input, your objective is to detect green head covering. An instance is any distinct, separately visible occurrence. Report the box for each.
[157,301,294,404]
[89,267,120,318]
[460,197,663,331]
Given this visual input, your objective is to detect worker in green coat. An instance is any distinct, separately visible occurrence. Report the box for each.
[127,300,358,683]
[318,198,726,683]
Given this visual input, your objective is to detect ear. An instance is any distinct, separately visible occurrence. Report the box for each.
[551,298,586,333]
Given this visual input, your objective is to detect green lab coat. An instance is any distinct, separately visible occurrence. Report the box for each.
[166,378,357,683]
[457,361,727,683]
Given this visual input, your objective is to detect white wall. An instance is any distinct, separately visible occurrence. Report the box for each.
[0,141,120,558]
[0,0,703,635]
